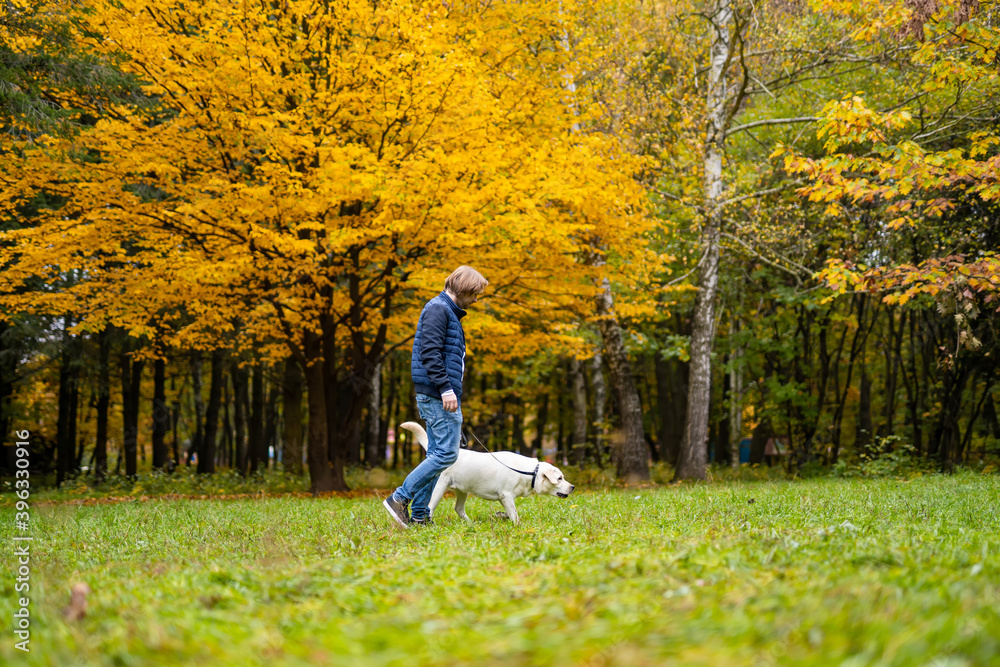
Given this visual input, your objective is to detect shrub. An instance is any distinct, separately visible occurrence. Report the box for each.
[832,436,935,479]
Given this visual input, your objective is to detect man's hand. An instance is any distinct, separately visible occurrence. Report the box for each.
[442,393,459,413]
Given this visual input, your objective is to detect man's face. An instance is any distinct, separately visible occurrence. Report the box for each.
[454,291,480,309]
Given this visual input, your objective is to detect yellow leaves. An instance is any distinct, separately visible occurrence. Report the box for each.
[886,215,914,230]
[781,0,1000,234]
[815,259,864,303]
[816,96,913,153]
[822,203,842,218]
[825,254,1000,315]
[969,131,1000,158]
[0,0,654,363]
[883,291,910,306]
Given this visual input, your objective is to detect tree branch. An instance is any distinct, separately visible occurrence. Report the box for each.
[716,179,804,208]
[720,232,813,282]
[728,117,818,135]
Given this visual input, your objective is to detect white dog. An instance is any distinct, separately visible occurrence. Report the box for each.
[400,421,575,524]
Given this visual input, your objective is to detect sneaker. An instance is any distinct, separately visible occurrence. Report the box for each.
[409,516,435,526]
[382,495,409,528]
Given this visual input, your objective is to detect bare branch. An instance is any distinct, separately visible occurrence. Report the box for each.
[716,179,804,208]
[653,188,684,202]
[723,7,753,131]
[728,116,818,135]
[667,247,710,286]
[720,231,813,282]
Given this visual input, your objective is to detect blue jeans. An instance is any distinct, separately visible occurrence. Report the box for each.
[393,394,462,521]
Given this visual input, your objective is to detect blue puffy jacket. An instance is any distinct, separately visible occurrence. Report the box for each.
[411,291,467,401]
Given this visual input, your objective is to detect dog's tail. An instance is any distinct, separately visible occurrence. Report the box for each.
[399,421,429,452]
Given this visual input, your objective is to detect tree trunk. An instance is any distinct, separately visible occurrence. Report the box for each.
[493,372,509,450]
[326,372,355,488]
[595,278,649,482]
[56,319,77,486]
[366,361,382,467]
[654,354,686,466]
[984,390,1000,440]
[813,307,842,463]
[676,0,731,482]
[95,328,110,482]
[531,391,549,459]
[335,250,391,473]
[831,295,871,462]
[591,350,607,461]
[171,400,181,469]
[233,361,249,475]
[321,320,350,488]
[653,355,669,463]
[283,358,304,475]
[856,359,873,453]
[556,365,568,463]
[407,379,417,467]
[718,357,731,466]
[152,357,168,470]
[120,346,143,478]
[0,323,16,453]
[570,356,588,465]
[249,363,265,474]
[129,357,143,469]
[880,310,903,437]
[219,380,231,467]
[929,360,970,469]
[749,418,770,465]
[264,374,278,469]
[199,350,224,474]
[637,358,658,463]
[728,343,744,469]
[188,352,204,467]
[382,356,398,468]
[513,399,529,455]
[304,330,336,493]
[907,312,926,454]
[959,377,993,462]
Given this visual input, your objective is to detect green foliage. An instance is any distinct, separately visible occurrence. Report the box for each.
[832,436,939,480]
[2,475,997,665]
[11,466,312,502]
[0,1,144,139]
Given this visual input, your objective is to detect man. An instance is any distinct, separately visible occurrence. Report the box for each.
[383,266,488,527]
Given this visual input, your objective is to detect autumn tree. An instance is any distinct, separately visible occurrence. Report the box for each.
[784,0,1000,309]
[0,0,653,492]
[596,0,927,479]
[778,0,1000,466]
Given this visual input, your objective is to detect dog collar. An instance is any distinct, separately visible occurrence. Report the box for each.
[530,463,540,491]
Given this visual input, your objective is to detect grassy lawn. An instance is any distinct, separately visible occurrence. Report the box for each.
[1,473,998,666]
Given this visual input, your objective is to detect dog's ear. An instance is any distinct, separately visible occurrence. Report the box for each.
[542,467,561,484]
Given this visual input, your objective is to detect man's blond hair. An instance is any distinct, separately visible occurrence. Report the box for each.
[445,266,488,295]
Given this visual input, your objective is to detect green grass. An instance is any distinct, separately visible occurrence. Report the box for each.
[1,473,998,666]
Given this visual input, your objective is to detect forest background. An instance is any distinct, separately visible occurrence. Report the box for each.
[1,0,999,494]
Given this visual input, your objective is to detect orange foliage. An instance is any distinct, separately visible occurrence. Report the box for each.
[0,0,655,363]
[781,0,1000,322]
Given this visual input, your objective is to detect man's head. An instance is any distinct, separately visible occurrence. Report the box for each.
[444,266,488,309]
